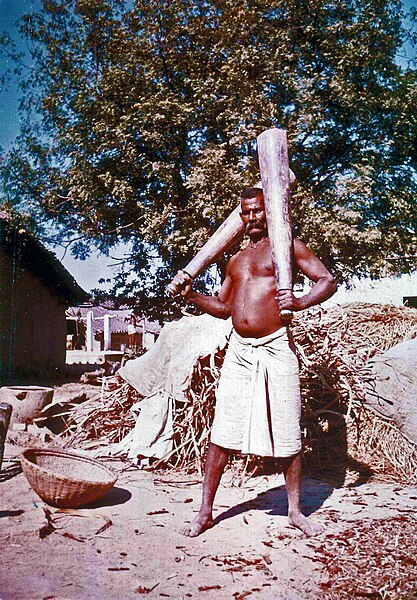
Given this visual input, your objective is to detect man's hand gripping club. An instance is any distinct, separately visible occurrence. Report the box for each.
[166,270,194,298]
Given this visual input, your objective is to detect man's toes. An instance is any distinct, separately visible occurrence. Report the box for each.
[181,523,200,537]
[180,518,213,537]
[288,513,324,537]
[302,520,324,537]
[188,524,202,537]
[180,525,193,537]
[310,522,324,536]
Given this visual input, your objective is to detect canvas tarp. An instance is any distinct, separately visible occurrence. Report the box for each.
[363,337,417,445]
[118,313,232,402]
[93,314,232,462]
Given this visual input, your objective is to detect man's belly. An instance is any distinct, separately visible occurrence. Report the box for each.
[231,290,285,338]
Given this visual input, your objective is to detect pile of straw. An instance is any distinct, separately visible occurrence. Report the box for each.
[63,303,417,481]
[61,381,139,451]
[290,303,417,484]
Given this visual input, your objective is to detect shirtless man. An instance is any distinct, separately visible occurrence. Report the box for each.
[169,186,337,537]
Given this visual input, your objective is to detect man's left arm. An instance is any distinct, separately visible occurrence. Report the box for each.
[277,238,337,313]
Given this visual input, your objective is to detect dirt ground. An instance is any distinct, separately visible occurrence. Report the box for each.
[1,437,417,600]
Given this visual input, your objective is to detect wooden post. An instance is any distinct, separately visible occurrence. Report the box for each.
[142,317,146,350]
[86,310,94,352]
[0,402,13,472]
[104,314,111,351]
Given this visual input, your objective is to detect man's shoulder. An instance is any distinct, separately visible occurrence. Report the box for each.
[229,245,250,263]
[226,248,246,274]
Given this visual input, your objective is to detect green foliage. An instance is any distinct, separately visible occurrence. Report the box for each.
[0,0,416,305]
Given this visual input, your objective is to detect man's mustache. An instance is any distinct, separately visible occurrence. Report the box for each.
[247,222,263,228]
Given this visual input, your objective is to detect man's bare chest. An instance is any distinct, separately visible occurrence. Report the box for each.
[231,243,276,281]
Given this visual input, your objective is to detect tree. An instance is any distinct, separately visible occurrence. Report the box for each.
[0,0,416,309]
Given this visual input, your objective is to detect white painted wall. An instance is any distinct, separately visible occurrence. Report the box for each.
[204,263,417,307]
[324,272,417,306]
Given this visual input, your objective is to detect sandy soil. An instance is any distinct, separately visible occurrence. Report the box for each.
[1,439,417,600]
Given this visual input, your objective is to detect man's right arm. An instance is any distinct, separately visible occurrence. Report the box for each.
[169,264,234,320]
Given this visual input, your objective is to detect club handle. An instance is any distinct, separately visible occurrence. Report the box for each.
[278,287,293,321]
[166,283,180,297]
[166,270,194,298]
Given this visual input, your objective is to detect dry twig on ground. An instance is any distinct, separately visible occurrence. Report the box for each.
[310,515,417,598]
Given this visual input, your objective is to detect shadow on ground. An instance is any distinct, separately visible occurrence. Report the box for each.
[214,413,375,528]
[86,486,132,508]
[214,478,333,526]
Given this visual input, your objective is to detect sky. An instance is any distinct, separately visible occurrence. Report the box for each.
[0,0,128,292]
[0,0,416,293]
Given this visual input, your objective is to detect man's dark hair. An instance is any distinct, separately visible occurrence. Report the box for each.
[241,186,263,200]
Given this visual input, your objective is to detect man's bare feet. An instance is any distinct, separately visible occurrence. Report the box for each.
[288,511,324,537]
[181,513,214,537]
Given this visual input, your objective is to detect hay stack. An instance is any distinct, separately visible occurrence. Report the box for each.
[63,303,417,482]
[290,303,417,484]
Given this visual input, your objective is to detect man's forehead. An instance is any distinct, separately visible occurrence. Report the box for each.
[241,193,264,210]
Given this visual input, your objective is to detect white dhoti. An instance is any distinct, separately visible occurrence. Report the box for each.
[210,328,302,457]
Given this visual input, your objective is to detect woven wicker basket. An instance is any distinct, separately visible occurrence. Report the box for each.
[21,448,117,508]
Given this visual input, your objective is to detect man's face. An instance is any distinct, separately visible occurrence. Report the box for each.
[240,193,267,237]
